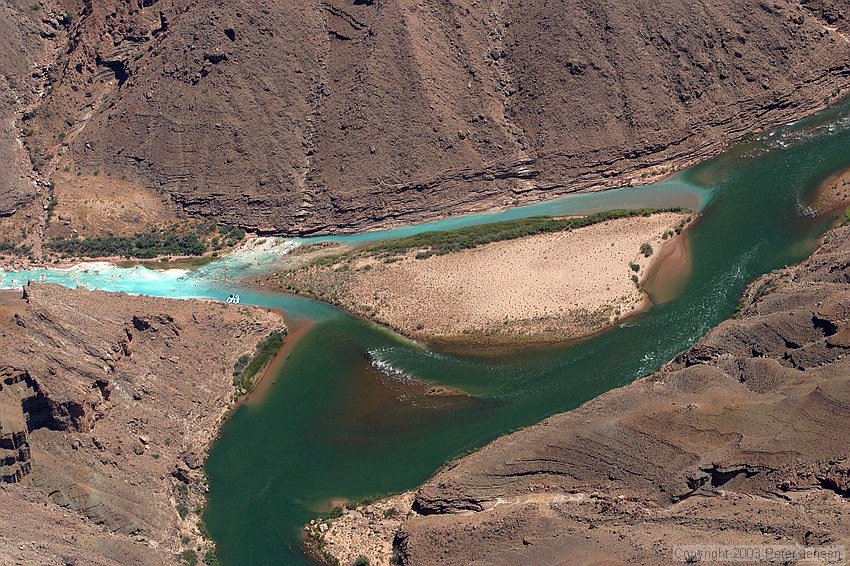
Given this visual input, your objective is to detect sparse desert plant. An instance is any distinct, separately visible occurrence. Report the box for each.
[640,242,653,257]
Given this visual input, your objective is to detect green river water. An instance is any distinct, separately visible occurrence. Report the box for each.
[2,100,850,564]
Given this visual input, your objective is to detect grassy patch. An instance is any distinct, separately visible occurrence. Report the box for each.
[363,208,684,258]
[233,330,287,391]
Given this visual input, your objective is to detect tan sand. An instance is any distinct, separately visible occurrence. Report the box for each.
[641,229,693,305]
[244,315,314,406]
[282,212,692,343]
[813,164,850,213]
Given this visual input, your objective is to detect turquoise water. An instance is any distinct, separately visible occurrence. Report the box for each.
[2,100,850,565]
[299,177,710,245]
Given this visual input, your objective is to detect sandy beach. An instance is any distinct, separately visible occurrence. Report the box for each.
[813,164,850,215]
[279,212,692,344]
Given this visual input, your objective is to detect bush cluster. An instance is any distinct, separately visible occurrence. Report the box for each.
[233,330,287,390]
[46,230,206,258]
[44,223,247,259]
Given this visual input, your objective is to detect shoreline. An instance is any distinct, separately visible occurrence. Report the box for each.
[272,212,696,351]
[640,225,694,305]
[243,315,315,406]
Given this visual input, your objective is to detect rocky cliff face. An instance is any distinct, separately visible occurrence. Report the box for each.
[11,0,850,234]
[319,224,850,565]
[0,283,284,564]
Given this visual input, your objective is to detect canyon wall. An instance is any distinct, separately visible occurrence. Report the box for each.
[10,0,850,234]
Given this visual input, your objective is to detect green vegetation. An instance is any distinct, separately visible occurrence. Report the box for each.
[217,224,246,244]
[842,206,850,226]
[174,482,191,519]
[734,275,781,317]
[640,242,654,257]
[355,557,370,566]
[203,549,219,566]
[46,195,58,220]
[232,330,287,391]
[196,519,212,540]
[383,507,399,518]
[308,530,340,566]
[0,242,14,252]
[180,549,198,566]
[752,278,778,303]
[364,208,685,259]
[629,262,640,272]
[232,354,251,380]
[46,229,206,258]
[44,223,246,259]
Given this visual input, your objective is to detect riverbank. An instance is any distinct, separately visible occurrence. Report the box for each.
[311,221,850,566]
[244,316,313,406]
[269,211,693,347]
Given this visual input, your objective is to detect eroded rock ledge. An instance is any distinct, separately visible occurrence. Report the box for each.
[0,283,284,565]
[318,224,850,565]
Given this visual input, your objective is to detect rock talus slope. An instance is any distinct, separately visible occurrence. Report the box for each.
[13,0,850,234]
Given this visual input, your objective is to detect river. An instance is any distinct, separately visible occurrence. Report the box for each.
[2,99,850,565]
